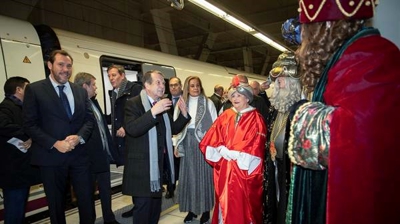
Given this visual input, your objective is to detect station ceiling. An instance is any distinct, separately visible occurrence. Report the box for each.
[1,0,299,77]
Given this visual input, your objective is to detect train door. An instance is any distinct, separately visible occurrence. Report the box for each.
[0,15,46,97]
[99,56,176,116]
[0,42,6,97]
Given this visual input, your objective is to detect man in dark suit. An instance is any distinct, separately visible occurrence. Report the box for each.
[107,64,142,165]
[122,70,190,224]
[167,77,182,114]
[107,65,142,218]
[209,84,224,113]
[74,72,120,224]
[0,77,41,224]
[23,50,95,224]
[250,80,271,109]
[165,76,182,199]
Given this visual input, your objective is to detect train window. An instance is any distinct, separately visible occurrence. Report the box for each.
[142,63,175,79]
[99,56,142,116]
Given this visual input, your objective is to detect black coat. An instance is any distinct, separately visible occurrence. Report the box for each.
[258,91,271,109]
[166,93,180,117]
[86,98,122,173]
[209,93,222,113]
[0,98,41,188]
[107,81,142,164]
[122,95,190,197]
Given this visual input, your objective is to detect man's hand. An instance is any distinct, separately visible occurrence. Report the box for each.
[54,140,74,153]
[65,135,80,147]
[116,127,126,137]
[20,138,32,150]
[151,98,172,116]
[260,81,270,91]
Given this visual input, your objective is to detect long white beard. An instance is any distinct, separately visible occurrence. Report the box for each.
[270,78,301,113]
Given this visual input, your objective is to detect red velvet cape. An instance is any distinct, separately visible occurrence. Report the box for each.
[323,35,400,224]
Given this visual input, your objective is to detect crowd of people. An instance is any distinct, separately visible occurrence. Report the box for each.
[1,0,399,224]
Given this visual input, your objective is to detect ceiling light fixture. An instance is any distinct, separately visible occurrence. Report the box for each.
[168,0,184,10]
[253,33,288,52]
[187,0,288,52]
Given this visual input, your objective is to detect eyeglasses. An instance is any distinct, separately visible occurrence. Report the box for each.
[169,83,180,88]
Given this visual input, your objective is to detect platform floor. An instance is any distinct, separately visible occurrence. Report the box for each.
[32,193,208,224]
[1,166,211,224]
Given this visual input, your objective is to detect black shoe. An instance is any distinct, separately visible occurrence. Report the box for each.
[104,220,120,224]
[121,208,134,218]
[165,191,174,199]
[184,212,197,223]
[200,211,210,224]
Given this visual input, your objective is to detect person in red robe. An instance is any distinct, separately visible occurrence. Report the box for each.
[199,84,267,224]
[286,1,400,224]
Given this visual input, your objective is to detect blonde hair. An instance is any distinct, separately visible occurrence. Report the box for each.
[181,76,205,103]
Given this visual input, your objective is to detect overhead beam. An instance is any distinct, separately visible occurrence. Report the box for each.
[195,32,217,61]
[150,8,179,55]
[260,52,272,76]
[242,47,254,73]
[142,5,215,33]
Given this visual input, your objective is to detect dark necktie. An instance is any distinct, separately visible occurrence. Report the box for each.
[58,85,72,119]
[172,97,178,106]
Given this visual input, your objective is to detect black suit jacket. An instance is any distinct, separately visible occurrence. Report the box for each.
[0,98,41,188]
[86,98,121,173]
[122,95,190,197]
[209,93,222,113]
[107,81,142,164]
[23,78,94,166]
[166,93,180,117]
[258,91,271,108]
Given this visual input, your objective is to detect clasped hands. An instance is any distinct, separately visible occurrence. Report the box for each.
[217,145,240,161]
[54,135,80,153]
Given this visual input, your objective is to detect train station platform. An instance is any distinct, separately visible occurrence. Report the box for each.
[33,191,206,224]
[1,166,211,224]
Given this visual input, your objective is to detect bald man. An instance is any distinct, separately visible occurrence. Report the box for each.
[209,84,224,112]
[250,80,270,108]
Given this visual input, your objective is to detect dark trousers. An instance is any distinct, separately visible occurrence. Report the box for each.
[40,164,95,224]
[173,156,180,188]
[163,153,175,193]
[132,197,161,224]
[2,187,30,224]
[92,171,115,222]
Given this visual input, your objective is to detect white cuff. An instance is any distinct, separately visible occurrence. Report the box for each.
[236,152,261,175]
[205,146,222,162]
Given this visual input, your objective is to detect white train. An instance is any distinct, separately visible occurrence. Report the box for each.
[0,15,269,112]
[0,14,269,221]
